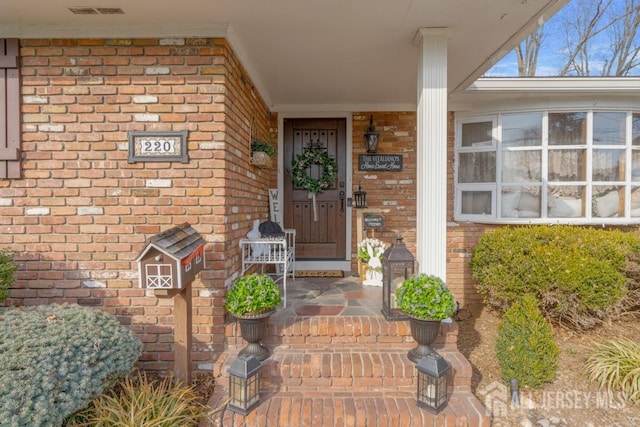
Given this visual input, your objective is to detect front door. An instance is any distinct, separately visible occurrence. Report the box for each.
[283,118,347,259]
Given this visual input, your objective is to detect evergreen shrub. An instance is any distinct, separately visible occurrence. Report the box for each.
[0,304,142,427]
[0,248,17,303]
[495,294,558,388]
[470,225,640,329]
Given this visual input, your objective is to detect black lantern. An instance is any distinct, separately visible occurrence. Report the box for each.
[364,115,380,153]
[353,184,367,209]
[416,352,451,414]
[381,236,414,319]
[228,354,262,415]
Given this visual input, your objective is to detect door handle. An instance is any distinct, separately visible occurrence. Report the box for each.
[339,191,345,213]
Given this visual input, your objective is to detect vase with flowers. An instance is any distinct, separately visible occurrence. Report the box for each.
[357,238,387,286]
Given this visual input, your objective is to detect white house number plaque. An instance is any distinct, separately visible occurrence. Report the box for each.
[128,131,189,163]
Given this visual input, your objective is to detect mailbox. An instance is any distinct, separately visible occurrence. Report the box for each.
[136,223,206,289]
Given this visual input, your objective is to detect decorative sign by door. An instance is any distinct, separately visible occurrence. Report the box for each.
[358,154,403,171]
[364,214,384,228]
[269,188,281,224]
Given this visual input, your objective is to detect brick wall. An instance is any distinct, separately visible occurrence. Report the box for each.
[1,37,274,374]
[351,112,417,261]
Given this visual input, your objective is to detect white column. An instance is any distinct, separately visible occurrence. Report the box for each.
[415,28,448,280]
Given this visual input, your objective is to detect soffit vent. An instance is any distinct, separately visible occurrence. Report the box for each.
[69,7,125,15]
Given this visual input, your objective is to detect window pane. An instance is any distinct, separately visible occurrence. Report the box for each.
[549,112,587,146]
[632,187,640,217]
[458,152,496,183]
[548,149,585,181]
[593,149,625,181]
[501,187,541,218]
[502,150,541,182]
[548,186,585,217]
[461,191,492,215]
[461,121,492,147]
[592,186,621,218]
[593,112,625,145]
[502,113,542,147]
[633,113,640,146]
[632,150,640,182]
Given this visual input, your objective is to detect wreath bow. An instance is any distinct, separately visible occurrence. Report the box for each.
[291,146,338,221]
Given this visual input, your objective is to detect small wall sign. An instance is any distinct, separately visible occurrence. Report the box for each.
[364,214,384,228]
[358,154,403,171]
[128,131,189,163]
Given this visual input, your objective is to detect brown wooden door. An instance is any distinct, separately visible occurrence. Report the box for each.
[284,118,347,259]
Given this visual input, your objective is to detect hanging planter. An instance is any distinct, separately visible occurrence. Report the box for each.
[250,140,275,169]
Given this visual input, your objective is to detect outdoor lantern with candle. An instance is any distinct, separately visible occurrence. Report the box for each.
[416,352,451,414]
[228,354,262,415]
[381,236,414,320]
[364,115,380,153]
[353,184,367,209]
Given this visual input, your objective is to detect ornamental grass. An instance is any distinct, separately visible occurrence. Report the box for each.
[67,371,205,427]
[585,339,640,404]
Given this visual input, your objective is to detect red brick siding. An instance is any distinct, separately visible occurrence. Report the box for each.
[351,112,417,264]
[2,38,274,375]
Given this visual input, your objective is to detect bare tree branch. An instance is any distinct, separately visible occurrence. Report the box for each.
[517,27,545,76]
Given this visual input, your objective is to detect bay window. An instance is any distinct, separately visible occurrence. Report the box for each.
[455,110,640,223]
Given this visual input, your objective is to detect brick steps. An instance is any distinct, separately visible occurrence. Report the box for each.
[213,392,488,427]
[204,316,489,427]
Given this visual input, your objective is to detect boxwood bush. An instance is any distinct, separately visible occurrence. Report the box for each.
[470,225,640,330]
[495,294,558,388]
[0,304,142,427]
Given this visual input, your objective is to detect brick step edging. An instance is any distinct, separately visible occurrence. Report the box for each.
[212,348,473,392]
[205,391,490,427]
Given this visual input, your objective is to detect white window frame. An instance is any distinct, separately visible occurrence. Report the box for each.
[455,109,640,225]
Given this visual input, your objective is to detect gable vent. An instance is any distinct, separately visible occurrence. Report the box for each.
[69,7,125,15]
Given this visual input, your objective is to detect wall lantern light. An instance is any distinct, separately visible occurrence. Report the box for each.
[353,184,367,209]
[382,236,414,320]
[228,354,262,415]
[364,115,380,153]
[416,352,451,414]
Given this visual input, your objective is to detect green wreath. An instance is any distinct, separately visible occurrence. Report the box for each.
[291,146,338,194]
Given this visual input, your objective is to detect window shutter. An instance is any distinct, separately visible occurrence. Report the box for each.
[0,38,20,179]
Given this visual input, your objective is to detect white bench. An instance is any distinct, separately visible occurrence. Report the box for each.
[239,229,296,306]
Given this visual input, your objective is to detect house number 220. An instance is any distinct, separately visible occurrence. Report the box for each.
[140,138,177,154]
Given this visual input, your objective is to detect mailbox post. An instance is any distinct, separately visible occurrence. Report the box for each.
[135,223,206,384]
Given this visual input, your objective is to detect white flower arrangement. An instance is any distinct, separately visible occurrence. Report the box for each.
[357,238,387,263]
[358,238,387,287]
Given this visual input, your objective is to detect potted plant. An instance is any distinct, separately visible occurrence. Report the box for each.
[225,273,282,361]
[396,274,456,363]
[357,238,386,286]
[250,140,276,168]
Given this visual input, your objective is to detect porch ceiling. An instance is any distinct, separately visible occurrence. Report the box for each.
[0,0,569,111]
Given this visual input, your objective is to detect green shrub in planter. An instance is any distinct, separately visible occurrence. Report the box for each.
[470,225,640,329]
[585,339,640,404]
[224,273,282,316]
[495,294,558,388]
[0,304,142,426]
[0,248,17,303]
[396,274,456,320]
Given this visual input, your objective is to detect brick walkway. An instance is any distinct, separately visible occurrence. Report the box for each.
[202,276,489,426]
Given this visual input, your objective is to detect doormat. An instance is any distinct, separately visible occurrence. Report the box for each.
[295,270,344,278]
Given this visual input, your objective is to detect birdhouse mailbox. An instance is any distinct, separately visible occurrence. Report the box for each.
[136,223,206,289]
